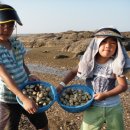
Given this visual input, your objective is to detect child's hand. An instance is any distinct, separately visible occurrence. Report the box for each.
[56,85,64,93]
[22,97,38,114]
[94,93,106,101]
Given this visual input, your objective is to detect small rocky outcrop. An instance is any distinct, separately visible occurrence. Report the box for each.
[17,31,130,57]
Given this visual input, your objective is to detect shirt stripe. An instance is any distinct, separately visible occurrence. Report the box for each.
[0,38,28,103]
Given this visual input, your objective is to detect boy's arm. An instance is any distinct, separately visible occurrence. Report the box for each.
[0,64,38,114]
[94,76,128,100]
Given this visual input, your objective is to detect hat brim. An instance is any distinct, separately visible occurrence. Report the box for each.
[0,9,22,25]
[95,28,123,39]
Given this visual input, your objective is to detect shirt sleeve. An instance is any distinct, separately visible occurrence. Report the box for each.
[19,41,26,55]
[11,39,26,56]
[0,56,3,64]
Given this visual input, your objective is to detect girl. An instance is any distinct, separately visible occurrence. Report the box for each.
[57,27,130,130]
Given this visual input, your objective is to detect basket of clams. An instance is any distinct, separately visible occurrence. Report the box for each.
[57,84,94,113]
[16,81,56,113]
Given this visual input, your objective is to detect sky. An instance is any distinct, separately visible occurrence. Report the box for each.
[0,0,130,34]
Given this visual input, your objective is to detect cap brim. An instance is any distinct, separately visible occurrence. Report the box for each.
[0,9,22,25]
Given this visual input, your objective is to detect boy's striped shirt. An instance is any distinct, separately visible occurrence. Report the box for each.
[0,39,28,103]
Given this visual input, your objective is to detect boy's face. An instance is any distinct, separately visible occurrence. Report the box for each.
[0,22,14,41]
[98,37,117,58]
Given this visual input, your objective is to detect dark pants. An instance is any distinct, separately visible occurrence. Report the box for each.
[0,102,48,130]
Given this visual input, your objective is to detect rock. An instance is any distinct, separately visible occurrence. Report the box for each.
[17,31,130,54]
[54,54,69,59]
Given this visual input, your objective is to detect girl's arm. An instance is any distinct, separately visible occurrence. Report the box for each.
[56,67,78,93]
[0,64,38,114]
[94,76,128,100]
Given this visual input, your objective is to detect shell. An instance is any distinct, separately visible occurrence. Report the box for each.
[22,83,53,107]
[60,88,92,106]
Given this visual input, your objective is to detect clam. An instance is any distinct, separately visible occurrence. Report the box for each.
[38,93,44,98]
[22,89,27,95]
[64,94,69,100]
[60,88,92,106]
[32,91,37,95]
[21,83,53,107]
[46,87,51,92]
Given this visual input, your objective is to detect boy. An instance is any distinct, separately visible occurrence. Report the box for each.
[0,4,48,130]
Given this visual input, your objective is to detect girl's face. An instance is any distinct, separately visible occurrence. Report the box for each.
[98,37,117,58]
[0,22,14,41]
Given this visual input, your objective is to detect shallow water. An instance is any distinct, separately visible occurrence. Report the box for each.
[27,63,68,77]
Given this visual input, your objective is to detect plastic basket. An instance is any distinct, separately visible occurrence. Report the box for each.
[57,84,94,113]
[16,81,56,113]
